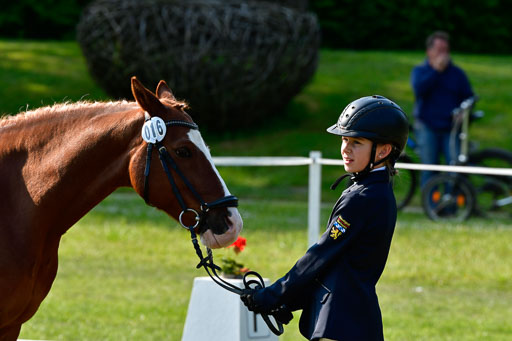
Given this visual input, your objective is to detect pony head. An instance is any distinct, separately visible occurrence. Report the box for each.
[129,77,242,248]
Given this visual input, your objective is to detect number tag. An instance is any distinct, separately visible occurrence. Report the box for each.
[142,116,167,143]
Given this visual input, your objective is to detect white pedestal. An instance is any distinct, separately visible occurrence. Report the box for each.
[182,277,278,341]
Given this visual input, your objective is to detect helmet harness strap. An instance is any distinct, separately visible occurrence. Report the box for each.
[331,142,395,190]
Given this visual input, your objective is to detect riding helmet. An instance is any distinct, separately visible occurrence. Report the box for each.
[327,95,409,156]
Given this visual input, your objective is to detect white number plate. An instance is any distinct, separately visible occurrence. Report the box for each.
[141,116,167,143]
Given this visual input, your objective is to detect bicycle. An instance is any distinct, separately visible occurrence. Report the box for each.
[420,97,512,221]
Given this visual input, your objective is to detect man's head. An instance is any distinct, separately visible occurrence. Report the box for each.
[426,31,450,50]
[426,31,450,70]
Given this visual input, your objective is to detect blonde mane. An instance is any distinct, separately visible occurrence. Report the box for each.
[0,97,190,129]
[0,100,140,128]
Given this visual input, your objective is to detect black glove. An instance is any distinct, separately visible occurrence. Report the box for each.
[240,288,276,315]
[241,290,293,325]
[271,305,293,325]
[240,288,259,312]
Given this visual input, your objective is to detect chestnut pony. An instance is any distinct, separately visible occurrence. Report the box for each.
[0,77,243,340]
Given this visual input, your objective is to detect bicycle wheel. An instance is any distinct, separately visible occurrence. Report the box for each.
[467,148,512,216]
[421,173,475,221]
[394,154,417,210]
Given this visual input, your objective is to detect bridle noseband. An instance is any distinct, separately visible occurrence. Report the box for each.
[141,115,284,336]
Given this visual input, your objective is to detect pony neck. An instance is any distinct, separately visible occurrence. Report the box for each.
[2,101,142,235]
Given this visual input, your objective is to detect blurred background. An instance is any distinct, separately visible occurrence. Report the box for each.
[2,1,511,340]
[2,0,512,203]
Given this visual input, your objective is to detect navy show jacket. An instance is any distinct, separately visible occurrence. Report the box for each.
[253,170,397,340]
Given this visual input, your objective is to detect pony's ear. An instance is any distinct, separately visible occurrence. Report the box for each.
[156,80,176,100]
[131,76,166,116]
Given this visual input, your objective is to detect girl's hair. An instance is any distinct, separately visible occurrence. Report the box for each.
[381,157,398,178]
[382,158,401,188]
[375,142,399,178]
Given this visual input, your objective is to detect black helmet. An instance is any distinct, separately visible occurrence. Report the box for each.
[327,95,409,154]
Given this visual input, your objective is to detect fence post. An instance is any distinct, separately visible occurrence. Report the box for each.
[308,151,322,247]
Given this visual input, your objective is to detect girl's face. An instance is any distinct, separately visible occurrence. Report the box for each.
[341,136,393,173]
[341,136,372,173]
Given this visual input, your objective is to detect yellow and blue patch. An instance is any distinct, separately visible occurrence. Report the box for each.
[330,215,351,240]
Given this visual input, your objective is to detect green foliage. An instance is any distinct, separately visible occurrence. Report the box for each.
[220,258,247,276]
[310,0,512,53]
[0,1,92,39]
[2,1,512,53]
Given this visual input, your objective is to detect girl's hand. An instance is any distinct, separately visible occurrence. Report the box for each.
[272,305,293,325]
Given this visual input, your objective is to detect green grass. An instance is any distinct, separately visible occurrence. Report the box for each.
[3,40,512,339]
[18,191,512,340]
[0,40,108,115]
[212,49,512,203]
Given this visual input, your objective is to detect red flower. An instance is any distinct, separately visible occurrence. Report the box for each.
[228,236,246,254]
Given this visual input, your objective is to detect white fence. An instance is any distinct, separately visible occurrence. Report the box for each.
[213,151,512,247]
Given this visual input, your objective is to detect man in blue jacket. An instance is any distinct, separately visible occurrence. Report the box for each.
[411,31,474,186]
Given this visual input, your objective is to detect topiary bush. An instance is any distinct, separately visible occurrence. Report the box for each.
[77,0,320,131]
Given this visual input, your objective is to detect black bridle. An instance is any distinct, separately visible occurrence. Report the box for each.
[142,116,284,336]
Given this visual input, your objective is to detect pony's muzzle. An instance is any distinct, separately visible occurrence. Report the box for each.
[200,207,243,249]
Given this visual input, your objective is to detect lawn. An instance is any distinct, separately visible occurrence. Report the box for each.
[18,189,512,340]
[0,40,108,115]
[2,40,512,340]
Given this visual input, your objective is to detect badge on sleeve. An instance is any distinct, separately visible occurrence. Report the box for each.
[330,215,351,240]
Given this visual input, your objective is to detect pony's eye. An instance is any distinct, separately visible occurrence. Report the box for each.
[175,147,192,158]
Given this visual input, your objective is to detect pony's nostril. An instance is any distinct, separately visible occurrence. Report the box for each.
[219,218,230,234]
[224,213,231,223]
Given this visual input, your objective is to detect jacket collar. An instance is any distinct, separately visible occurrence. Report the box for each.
[353,168,390,185]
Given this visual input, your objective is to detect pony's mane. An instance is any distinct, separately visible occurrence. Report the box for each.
[0,98,189,128]
[0,101,135,128]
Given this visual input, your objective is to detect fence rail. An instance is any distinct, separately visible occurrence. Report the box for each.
[213,156,312,166]
[213,151,512,246]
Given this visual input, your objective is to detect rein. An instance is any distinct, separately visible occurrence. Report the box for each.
[142,116,284,336]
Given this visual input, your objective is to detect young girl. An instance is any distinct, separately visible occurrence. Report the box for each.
[242,95,409,341]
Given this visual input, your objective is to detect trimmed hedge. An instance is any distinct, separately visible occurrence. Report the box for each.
[310,0,512,53]
[0,1,90,39]
[0,0,511,53]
